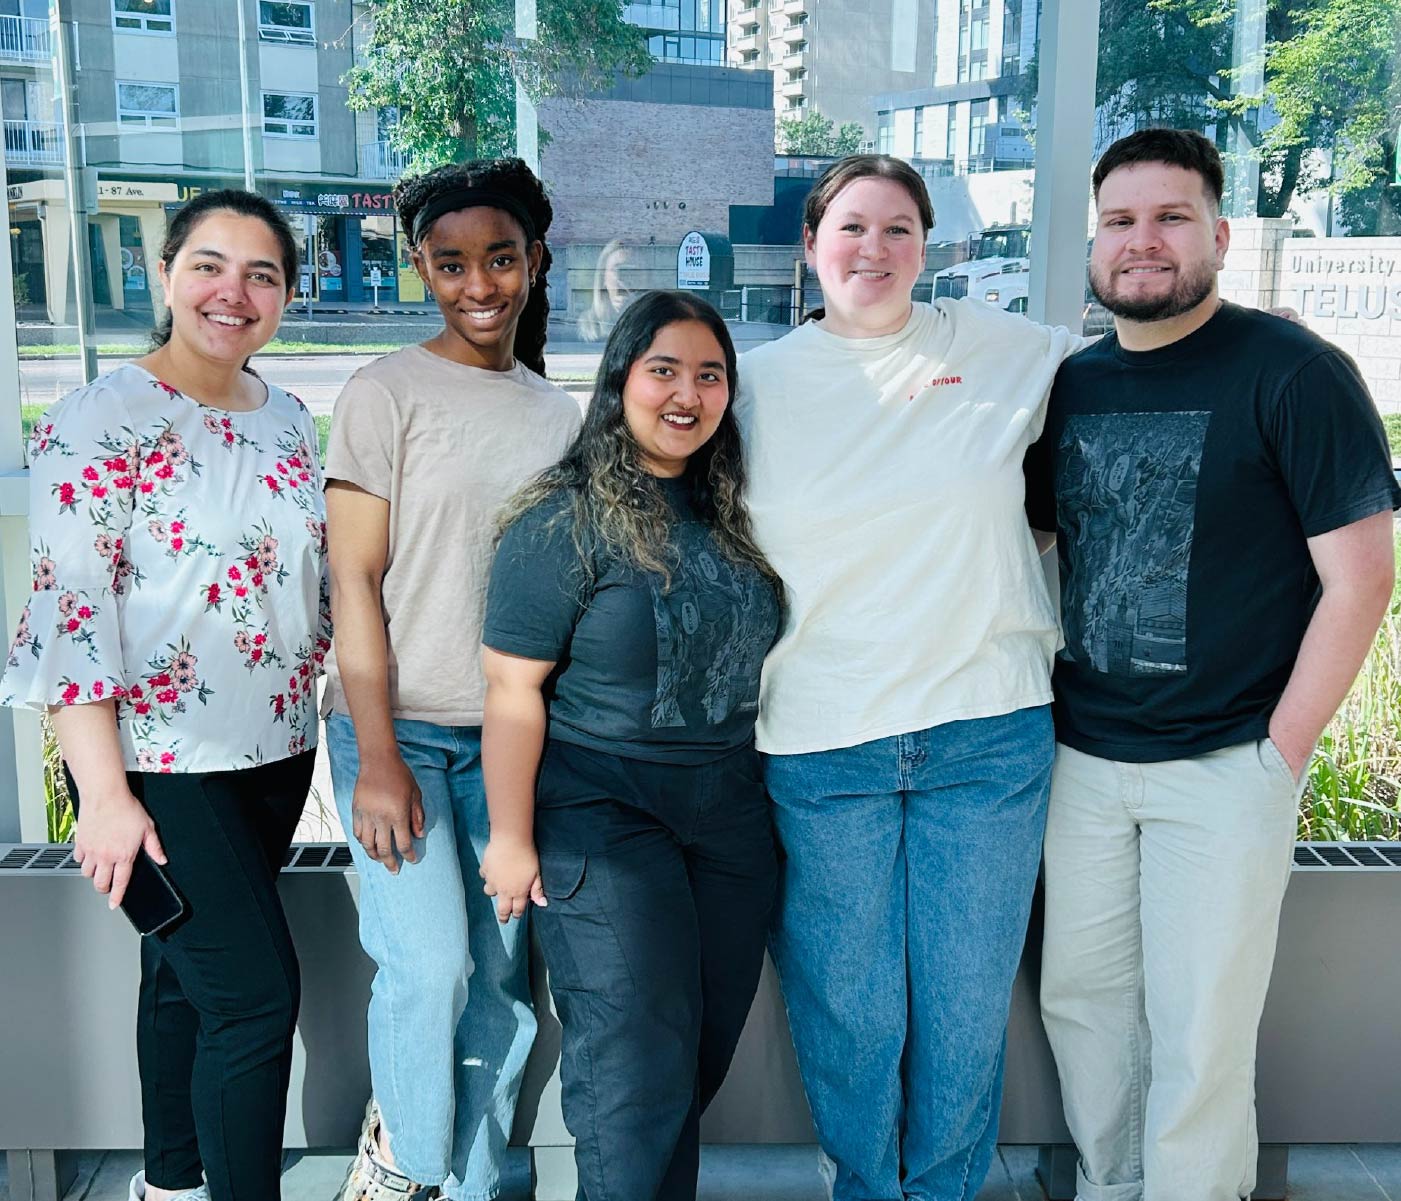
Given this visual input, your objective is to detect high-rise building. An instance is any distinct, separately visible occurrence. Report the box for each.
[625,0,727,66]
[874,0,1037,173]
[726,0,939,146]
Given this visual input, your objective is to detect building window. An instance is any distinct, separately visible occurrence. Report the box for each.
[877,110,893,155]
[970,14,988,52]
[913,107,925,157]
[112,0,173,34]
[946,105,957,158]
[969,98,989,159]
[263,91,317,137]
[116,81,178,128]
[258,1,314,44]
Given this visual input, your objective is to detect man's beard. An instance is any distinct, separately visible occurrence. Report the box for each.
[1089,259,1217,322]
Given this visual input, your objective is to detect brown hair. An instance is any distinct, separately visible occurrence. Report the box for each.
[802,154,935,238]
[1092,128,1225,212]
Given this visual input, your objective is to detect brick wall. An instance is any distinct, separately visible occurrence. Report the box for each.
[537,95,774,248]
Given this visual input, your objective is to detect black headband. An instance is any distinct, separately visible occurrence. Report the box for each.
[411,187,538,246]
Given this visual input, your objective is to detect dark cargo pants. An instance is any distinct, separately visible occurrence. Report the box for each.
[533,739,777,1201]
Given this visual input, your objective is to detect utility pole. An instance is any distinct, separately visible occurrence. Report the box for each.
[51,2,98,384]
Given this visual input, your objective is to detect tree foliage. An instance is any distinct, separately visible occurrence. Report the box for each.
[776,109,865,156]
[343,0,651,169]
[1019,0,1401,225]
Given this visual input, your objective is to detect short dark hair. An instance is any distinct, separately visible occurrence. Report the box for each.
[803,154,935,237]
[1092,128,1225,211]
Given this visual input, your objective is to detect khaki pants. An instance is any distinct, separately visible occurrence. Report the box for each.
[1039,740,1302,1201]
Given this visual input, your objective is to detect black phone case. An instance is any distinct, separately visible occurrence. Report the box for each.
[120,848,187,936]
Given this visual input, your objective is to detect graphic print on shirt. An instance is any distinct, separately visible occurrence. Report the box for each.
[1055,411,1210,677]
[650,548,772,728]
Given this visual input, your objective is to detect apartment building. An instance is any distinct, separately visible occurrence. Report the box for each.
[872,0,1036,174]
[6,0,409,322]
[726,0,939,146]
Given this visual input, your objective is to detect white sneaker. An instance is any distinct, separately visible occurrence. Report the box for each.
[128,1170,211,1201]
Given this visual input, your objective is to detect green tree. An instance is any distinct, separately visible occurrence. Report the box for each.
[776,109,865,156]
[343,0,651,168]
[1019,0,1401,222]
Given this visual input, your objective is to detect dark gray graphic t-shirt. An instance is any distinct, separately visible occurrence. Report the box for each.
[483,479,781,764]
[1025,303,1400,762]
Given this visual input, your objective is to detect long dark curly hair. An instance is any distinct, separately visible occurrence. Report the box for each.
[499,291,781,595]
[392,158,553,375]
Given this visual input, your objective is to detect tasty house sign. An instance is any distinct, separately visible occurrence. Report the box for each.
[1285,239,1401,320]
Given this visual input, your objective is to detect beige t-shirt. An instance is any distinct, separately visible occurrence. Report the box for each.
[322,344,581,725]
[737,300,1080,755]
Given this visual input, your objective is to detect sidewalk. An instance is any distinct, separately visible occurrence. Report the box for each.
[5,1145,1400,1201]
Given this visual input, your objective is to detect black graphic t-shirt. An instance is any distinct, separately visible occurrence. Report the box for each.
[1025,303,1400,762]
[483,479,782,764]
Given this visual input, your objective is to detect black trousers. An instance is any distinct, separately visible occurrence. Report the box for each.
[533,740,777,1201]
[70,753,313,1201]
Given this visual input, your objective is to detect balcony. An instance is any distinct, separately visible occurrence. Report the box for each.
[358,139,410,180]
[781,0,807,14]
[734,31,759,53]
[780,76,806,98]
[780,20,808,42]
[0,14,49,62]
[3,120,62,166]
[782,47,806,69]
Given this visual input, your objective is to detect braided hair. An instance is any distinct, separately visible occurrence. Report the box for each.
[393,158,553,376]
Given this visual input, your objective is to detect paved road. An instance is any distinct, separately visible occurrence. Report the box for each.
[17,350,604,415]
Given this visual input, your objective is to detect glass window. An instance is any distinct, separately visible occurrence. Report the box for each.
[263,91,316,138]
[970,14,988,52]
[116,80,178,128]
[914,107,925,157]
[877,110,893,154]
[968,98,989,160]
[112,0,173,35]
[258,0,314,44]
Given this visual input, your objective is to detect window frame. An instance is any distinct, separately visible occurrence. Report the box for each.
[111,0,175,36]
[257,0,315,45]
[262,89,318,139]
[115,79,179,129]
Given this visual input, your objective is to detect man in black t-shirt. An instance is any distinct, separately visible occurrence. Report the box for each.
[1025,129,1399,1201]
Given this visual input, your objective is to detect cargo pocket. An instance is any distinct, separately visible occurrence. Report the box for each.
[535,850,635,995]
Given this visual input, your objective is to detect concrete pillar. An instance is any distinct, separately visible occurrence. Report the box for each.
[95,213,124,313]
[137,207,170,329]
[38,203,69,326]
[1220,216,1293,311]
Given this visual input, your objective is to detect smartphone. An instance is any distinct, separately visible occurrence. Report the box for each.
[63,763,188,936]
[120,848,187,936]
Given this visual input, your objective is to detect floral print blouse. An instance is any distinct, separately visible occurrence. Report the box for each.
[0,364,332,773]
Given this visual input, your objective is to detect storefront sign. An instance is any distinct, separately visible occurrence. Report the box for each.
[677,231,710,290]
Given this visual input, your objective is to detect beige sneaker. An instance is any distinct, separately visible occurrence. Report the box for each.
[335,1099,438,1201]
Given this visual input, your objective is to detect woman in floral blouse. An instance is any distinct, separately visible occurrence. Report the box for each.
[1,189,330,1201]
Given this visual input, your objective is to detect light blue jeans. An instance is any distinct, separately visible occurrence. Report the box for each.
[765,705,1053,1201]
[326,713,536,1201]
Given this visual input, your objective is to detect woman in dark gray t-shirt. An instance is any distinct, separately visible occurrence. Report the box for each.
[481,291,782,1201]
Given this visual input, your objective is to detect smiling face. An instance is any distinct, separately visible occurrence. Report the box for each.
[622,319,730,478]
[805,175,927,338]
[414,206,543,371]
[1090,161,1228,325]
[157,211,293,364]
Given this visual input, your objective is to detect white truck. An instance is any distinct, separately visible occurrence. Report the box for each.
[931,224,1030,310]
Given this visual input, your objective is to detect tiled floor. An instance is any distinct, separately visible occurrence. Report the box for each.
[4,1144,1401,1201]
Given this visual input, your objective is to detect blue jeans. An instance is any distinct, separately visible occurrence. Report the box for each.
[765,705,1053,1201]
[326,713,536,1201]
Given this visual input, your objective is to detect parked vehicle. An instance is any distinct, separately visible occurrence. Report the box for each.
[932,224,1030,307]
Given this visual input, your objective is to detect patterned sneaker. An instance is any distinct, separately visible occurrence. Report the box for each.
[127,1171,210,1201]
[335,1098,438,1201]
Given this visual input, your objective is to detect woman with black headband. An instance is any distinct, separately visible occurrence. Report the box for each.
[322,159,580,1201]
